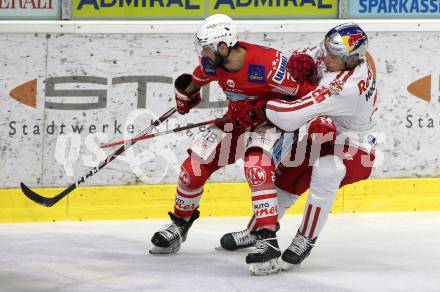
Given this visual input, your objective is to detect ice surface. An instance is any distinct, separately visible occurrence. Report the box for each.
[1,213,440,292]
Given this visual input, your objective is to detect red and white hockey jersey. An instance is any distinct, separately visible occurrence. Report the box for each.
[191,42,311,103]
[266,46,378,153]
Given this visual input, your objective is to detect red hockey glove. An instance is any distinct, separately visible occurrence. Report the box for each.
[175,73,201,115]
[227,99,267,130]
[288,53,318,83]
[307,116,337,145]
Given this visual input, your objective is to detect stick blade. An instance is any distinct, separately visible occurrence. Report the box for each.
[20,182,55,207]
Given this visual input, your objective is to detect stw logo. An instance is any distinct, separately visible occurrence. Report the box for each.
[407,74,440,103]
[9,79,37,108]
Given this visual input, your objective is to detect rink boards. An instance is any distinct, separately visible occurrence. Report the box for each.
[1,177,440,223]
[1,20,440,223]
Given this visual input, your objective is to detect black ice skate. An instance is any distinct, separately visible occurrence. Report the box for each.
[220,229,257,251]
[281,230,317,270]
[245,229,281,276]
[149,210,199,255]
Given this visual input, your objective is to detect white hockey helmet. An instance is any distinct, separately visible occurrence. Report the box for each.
[195,14,238,56]
[322,23,368,62]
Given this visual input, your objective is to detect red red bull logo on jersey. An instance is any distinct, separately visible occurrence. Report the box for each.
[329,79,344,95]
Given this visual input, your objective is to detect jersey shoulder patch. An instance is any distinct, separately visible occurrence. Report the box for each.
[272,54,288,84]
[326,69,356,96]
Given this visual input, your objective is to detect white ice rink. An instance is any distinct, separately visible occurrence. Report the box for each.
[1,212,440,292]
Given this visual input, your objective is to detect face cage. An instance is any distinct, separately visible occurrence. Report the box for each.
[320,40,347,63]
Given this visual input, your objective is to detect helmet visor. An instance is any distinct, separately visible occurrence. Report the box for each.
[321,38,345,61]
[194,38,217,58]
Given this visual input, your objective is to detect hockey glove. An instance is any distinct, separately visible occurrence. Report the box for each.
[287,53,318,83]
[175,73,201,115]
[307,116,336,145]
[228,99,268,130]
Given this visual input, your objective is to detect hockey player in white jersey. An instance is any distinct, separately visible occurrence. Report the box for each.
[220,23,378,270]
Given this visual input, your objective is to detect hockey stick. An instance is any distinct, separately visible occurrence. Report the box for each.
[20,107,177,207]
[100,118,223,148]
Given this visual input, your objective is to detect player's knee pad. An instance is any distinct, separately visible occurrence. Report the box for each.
[310,155,346,196]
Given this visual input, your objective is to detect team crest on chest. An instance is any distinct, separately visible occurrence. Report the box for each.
[248,64,266,83]
[329,79,344,95]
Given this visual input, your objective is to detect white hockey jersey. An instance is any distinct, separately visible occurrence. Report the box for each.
[266,46,378,153]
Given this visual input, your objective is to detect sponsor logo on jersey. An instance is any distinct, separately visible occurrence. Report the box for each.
[329,79,344,95]
[245,166,266,186]
[224,92,248,101]
[202,57,216,76]
[248,64,266,83]
[272,55,287,84]
[227,79,235,88]
[358,59,377,102]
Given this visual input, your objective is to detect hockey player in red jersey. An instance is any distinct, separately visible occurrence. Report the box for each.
[149,14,314,275]
[220,23,378,270]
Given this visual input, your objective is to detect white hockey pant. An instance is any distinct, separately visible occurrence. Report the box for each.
[299,155,346,239]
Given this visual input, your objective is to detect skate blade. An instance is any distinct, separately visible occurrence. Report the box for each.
[249,258,281,276]
[214,245,246,251]
[281,260,301,271]
[149,245,180,255]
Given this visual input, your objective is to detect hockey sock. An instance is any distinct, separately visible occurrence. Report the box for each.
[246,187,299,231]
[244,150,278,231]
[173,156,214,220]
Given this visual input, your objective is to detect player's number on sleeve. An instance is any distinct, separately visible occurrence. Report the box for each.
[311,88,332,103]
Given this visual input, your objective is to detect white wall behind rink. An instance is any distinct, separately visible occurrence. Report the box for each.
[1,20,440,188]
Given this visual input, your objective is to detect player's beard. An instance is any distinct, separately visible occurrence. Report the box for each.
[210,51,225,68]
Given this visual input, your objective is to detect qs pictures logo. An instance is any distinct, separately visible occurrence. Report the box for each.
[407,74,440,103]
